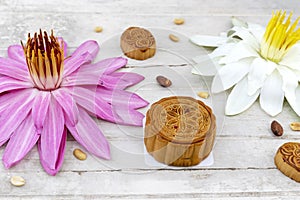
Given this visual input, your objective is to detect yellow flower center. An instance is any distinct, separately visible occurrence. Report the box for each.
[22,30,64,91]
[260,11,300,63]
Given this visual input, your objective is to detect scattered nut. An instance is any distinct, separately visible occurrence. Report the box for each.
[197,92,209,99]
[271,120,283,136]
[290,122,300,131]
[174,18,185,25]
[10,176,25,187]
[169,34,179,42]
[94,26,103,33]
[156,75,172,87]
[73,148,87,160]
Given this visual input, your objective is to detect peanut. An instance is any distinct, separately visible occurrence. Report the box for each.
[73,148,87,160]
[197,92,209,99]
[174,18,185,25]
[169,34,179,42]
[94,26,103,33]
[10,176,25,187]
[290,122,300,131]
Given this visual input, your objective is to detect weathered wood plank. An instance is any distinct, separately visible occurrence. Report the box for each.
[1,169,299,198]
[0,13,288,48]
[1,0,300,199]
[1,0,299,15]
[0,137,295,172]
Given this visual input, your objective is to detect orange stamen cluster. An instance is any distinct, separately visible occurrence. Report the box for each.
[22,30,64,90]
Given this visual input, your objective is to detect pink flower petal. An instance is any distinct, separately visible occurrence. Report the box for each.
[96,87,149,109]
[52,88,79,126]
[0,58,30,81]
[57,37,68,57]
[80,57,127,74]
[61,57,128,87]
[61,70,99,86]
[69,86,120,123]
[63,40,99,77]
[2,114,40,168]
[66,107,110,160]
[101,72,145,89]
[0,75,33,94]
[0,89,36,146]
[70,40,99,60]
[32,91,51,132]
[62,70,144,89]
[106,108,145,126]
[38,97,66,175]
[38,129,67,176]
[69,86,146,126]
[63,53,93,78]
[7,45,26,65]
[0,90,29,111]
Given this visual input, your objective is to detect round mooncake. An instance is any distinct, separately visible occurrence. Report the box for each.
[275,142,300,182]
[120,27,156,60]
[144,96,216,167]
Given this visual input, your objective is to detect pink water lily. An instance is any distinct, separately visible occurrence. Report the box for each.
[0,30,148,175]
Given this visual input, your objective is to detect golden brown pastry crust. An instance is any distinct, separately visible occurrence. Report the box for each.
[120,27,156,60]
[144,96,216,167]
[275,142,300,182]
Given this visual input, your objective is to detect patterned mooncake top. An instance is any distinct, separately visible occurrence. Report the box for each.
[146,96,213,143]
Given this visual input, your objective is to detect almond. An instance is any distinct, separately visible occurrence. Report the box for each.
[271,120,283,136]
[156,76,172,87]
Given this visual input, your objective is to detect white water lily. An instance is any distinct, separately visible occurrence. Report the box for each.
[191,11,300,117]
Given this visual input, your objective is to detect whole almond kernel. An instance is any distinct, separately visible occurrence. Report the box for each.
[10,176,25,187]
[290,122,300,131]
[271,120,283,136]
[174,18,184,25]
[73,148,87,160]
[156,75,172,87]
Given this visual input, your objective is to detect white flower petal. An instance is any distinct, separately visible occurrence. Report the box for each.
[219,41,258,64]
[247,58,276,95]
[225,77,260,115]
[212,58,252,93]
[293,70,300,81]
[192,55,220,76]
[259,70,284,116]
[231,17,248,28]
[279,44,300,70]
[231,26,260,50]
[209,43,237,59]
[286,85,300,116]
[190,35,227,47]
[277,65,300,116]
[247,22,265,43]
[277,65,299,98]
[220,32,227,37]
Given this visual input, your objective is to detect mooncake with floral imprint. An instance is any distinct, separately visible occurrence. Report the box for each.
[144,96,216,167]
[120,27,156,60]
[275,142,300,182]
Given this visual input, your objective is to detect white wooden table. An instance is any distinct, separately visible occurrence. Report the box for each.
[1,0,300,199]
